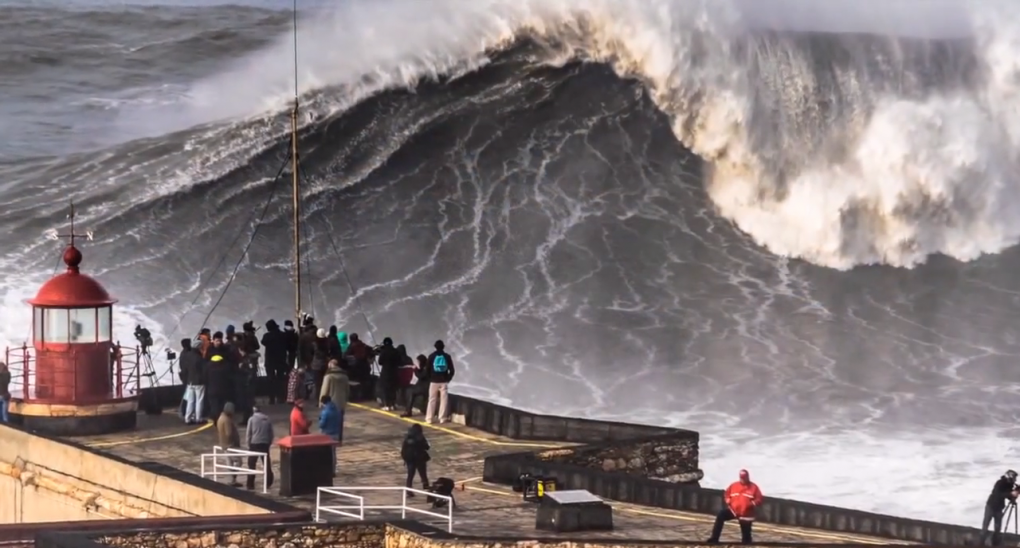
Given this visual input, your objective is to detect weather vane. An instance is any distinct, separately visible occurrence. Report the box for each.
[45,202,94,247]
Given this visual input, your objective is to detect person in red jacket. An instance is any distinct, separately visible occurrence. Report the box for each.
[707,469,764,544]
[290,399,310,435]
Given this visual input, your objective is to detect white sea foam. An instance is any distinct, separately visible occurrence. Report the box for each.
[166,0,1020,270]
[1,0,1017,527]
[697,426,1020,526]
[0,266,168,385]
[167,0,1013,525]
[0,234,169,388]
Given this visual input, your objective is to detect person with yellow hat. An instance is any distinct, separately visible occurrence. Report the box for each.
[205,331,236,420]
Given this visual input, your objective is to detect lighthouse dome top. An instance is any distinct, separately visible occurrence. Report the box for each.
[29,246,117,308]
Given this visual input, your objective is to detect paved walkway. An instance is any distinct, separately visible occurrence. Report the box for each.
[77,403,906,544]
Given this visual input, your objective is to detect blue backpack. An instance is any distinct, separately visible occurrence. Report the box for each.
[433,354,449,374]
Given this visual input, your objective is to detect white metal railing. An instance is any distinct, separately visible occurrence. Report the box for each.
[199,446,269,493]
[315,486,453,532]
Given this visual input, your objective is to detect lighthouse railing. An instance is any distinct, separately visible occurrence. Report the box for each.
[3,343,140,402]
[111,344,142,399]
[4,344,35,400]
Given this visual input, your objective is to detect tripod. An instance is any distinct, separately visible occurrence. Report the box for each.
[1003,500,1019,536]
[137,346,163,415]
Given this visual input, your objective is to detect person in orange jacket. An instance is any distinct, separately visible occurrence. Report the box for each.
[290,399,310,435]
[707,469,763,544]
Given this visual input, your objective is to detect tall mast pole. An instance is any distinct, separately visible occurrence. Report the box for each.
[291,0,302,324]
[291,102,301,324]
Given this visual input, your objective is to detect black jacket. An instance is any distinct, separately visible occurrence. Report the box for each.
[240,331,260,355]
[328,336,343,361]
[261,326,288,366]
[222,342,241,365]
[377,344,401,379]
[283,328,299,366]
[345,341,374,383]
[988,477,1016,511]
[205,346,237,399]
[298,329,318,367]
[180,348,204,386]
[401,425,431,464]
[426,350,455,384]
[312,337,330,370]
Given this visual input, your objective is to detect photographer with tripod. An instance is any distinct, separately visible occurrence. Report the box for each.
[981,469,1019,546]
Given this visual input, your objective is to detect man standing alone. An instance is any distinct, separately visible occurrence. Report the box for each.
[245,405,274,490]
[707,469,763,544]
[216,402,242,487]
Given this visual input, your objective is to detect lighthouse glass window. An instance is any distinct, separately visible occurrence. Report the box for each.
[69,308,98,343]
[43,308,70,343]
[97,306,111,342]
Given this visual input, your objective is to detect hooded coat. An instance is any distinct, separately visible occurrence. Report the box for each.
[400,423,431,464]
[337,331,349,355]
[320,362,351,409]
[377,338,401,384]
[216,402,240,448]
[260,320,288,367]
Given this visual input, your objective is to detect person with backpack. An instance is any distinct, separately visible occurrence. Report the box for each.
[424,340,455,424]
[400,423,431,494]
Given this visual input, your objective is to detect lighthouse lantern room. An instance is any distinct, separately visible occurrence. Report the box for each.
[4,204,140,435]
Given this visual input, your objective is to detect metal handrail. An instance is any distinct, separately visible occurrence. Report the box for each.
[199,446,269,493]
[3,343,139,401]
[315,488,366,520]
[315,486,453,532]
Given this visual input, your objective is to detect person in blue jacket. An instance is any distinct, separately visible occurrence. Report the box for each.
[319,394,341,472]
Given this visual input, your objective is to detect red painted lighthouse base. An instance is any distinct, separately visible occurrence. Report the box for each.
[6,397,138,436]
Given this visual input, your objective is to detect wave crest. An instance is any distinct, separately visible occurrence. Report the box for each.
[176,0,1020,269]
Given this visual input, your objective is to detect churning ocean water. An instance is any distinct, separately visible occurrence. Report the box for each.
[2,0,1020,527]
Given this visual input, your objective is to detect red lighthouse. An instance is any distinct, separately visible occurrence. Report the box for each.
[5,205,140,435]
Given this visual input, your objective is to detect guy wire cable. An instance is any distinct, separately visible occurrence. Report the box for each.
[296,161,377,345]
[197,148,291,334]
[159,153,291,348]
[149,152,291,384]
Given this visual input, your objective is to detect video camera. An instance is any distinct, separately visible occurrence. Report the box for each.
[134,324,154,352]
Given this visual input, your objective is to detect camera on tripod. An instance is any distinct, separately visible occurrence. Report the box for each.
[134,324,154,354]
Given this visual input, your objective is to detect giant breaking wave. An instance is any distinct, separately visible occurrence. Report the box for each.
[4,0,1020,528]
[164,0,1020,270]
